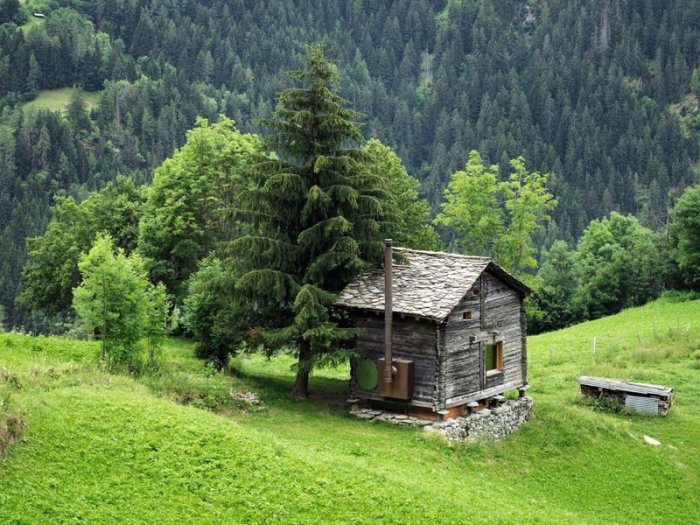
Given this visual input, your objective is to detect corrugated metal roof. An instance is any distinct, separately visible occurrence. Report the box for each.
[579,376,673,397]
[335,248,529,322]
[625,395,660,415]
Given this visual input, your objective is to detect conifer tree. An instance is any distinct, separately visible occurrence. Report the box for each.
[232,46,388,398]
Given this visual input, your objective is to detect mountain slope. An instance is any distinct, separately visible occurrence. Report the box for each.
[1,297,699,523]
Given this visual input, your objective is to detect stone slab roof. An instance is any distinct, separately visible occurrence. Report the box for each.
[578,376,673,397]
[336,248,529,322]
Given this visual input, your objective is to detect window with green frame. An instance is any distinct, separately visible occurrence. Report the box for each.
[485,341,503,372]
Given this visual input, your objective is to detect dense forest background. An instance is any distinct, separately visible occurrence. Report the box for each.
[1,0,699,327]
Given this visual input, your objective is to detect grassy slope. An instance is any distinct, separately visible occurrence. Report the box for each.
[20,88,100,114]
[0,298,699,524]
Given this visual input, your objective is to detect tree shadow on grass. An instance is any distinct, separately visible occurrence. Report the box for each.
[231,363,350,411]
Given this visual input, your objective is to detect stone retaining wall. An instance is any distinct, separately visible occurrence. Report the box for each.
[350,397,533,443]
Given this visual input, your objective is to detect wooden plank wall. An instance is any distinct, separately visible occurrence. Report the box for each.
[481,271,525,386]
[350,313,438,406]
[441,271,526,405]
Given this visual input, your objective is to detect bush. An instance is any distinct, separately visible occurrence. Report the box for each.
[658,290,700,303]
[73,234,169,373]
[183,258,245,367]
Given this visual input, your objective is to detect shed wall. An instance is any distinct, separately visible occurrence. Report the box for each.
[350,314,438,406]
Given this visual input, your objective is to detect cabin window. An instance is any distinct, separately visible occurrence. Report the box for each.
[462,310,472,320]
[485,341,503,372]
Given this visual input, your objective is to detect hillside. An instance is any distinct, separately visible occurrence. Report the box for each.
[19,88,100,114]
[2,0,700,326]
[1,298,699,524]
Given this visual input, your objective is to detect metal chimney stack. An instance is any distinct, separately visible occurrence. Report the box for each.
[384,239,393,385]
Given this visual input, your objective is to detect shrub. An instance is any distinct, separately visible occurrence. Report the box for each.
[73,234,169,373]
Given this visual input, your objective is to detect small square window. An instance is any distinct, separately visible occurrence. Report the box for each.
[485,341,503,372]
[462,311,472,320]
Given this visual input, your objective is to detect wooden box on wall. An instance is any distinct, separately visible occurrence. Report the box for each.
[377,358,414,400]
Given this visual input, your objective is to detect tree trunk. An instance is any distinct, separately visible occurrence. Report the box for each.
[291,340,312,399]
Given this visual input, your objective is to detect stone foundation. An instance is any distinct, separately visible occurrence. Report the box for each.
[350,397,533,443]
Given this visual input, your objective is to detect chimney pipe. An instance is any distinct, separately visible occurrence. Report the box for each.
[384,239,393,384]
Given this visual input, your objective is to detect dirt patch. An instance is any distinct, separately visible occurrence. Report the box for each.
[0,414,24,457]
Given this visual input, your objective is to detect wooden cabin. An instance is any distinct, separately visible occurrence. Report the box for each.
[336,241,530,419]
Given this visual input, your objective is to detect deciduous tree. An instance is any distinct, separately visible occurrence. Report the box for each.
[435,151,556,276]
[20,176,144,316]
[497,157,557,274]
[138,117,261,303]
[73,234,149,368]
[363,139,442,251]
[671,183,700,288]
[575,212,661,318]
[527,241,581,333]
[434,151,503,256]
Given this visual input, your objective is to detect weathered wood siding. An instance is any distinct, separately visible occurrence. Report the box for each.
[441,270,526,405]
[350,313,439,406]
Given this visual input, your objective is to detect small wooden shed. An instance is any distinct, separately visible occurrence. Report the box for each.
[336,242,530,419]
[579,376,674,415]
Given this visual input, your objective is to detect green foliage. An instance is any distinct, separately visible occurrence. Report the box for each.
[435,151,503,256]
[71,232,171,371]
[658,289,700,303]
[363,139,442,251]
[528,241,582,334]
[138,117,261,302]
[497,157,557,274]
[20,176,145,317]
[231,46,388,396]
[3,0,700,331]
[72,234,149,368]
[435,151,556,275]
[670,183,700,288]
[0,0,20,24]
[575,212,662,319]
[183,258,245,367]
[143,282,169,367]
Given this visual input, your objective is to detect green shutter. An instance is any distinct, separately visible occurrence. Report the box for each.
[485,344,496,371]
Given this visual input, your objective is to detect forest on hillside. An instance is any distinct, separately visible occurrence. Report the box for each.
[1,0,699,327]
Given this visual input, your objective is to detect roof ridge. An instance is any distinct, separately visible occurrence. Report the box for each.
[393,247,491,261]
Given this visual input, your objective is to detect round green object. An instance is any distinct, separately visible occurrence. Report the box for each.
[356,359,378,391]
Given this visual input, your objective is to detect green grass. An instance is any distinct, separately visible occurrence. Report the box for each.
[1,298,699,523]
[18,15,43,35]
[20,88,100,114]
[17,0,51,34]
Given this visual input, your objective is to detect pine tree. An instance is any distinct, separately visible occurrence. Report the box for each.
[232,46,388,398]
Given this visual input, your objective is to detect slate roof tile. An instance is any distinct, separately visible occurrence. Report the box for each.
[336,248,526,322]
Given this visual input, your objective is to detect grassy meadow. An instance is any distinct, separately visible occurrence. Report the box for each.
[20,88,101,114]
[18,0,51,34]
[1,297,699,524]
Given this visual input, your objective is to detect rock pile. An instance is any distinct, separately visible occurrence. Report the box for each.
[230,390,261,406]
[350,397,533,443]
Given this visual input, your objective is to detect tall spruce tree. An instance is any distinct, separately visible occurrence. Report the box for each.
[231,46,388,398]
